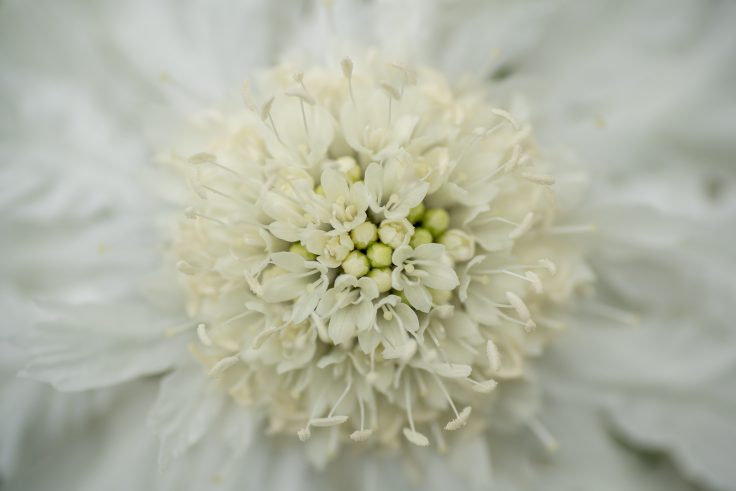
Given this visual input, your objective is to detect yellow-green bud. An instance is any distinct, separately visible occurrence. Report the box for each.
[350,222,378,249]
[368,268,392,293]
[314,185,325,197]
[378,219,413,249]
[289,243,316,260]
[423,208,450,238]
[410,227,433,248]
[367,242,393,268]
[342,250,370,277]
[407,203,425,224]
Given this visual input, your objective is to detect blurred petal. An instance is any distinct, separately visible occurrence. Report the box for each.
[19,296,187,391]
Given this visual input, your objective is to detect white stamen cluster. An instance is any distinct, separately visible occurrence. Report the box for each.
[164,54,588,464]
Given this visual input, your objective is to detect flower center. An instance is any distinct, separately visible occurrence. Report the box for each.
[164,55,589,464]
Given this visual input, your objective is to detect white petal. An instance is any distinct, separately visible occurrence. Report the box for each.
[20,297,184,391]
[402,284,432,313]
[327,309,356,345]
[149,363,226,470]
[421,262,460,291]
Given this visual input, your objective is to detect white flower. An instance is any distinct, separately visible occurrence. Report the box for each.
[364,158,429,219]
[391,244,460,312]
[377,217,414,248]
[2,2,736,491]
[259,252,328,323]
[318,168,369,233]
[316,274,379,345]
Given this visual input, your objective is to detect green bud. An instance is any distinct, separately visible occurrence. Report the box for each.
[350,222,378,249]
[368,268,393,293]
[423,208,450,238]
[410,227,433,248]
[342,250,370,277]
[289,243,316,260]
[367,242,393,268]
[314,185,325,196]
[378,219,413,249]
[407,203,425,224]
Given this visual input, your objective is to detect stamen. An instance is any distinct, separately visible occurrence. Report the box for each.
[176,260,199,275]
[208,355,240,377]
[432,363,472,379]
[350,428,373,442]
[260,97,283,144]
[502,144,522,172]
[188,152,242,177]
[350,396,373,442]
[309,415,349,427]
[509,212,535,240]
[525,271,544,294]
[539,258,558,275]
[505,291,531,322]
[196,323,213,347]
[326,378,352,419]
[184,207,228,226]
[528,417,559,453]
[197,184,248,206]
[381,82,400,125]
[297,427,311,442]
[522,172,556,185]
[486,339,501,371]
[468,378,498,393]
[402,379,430,447]
[491,108,521,130]
[241,79,257,111]
[341,57,356,106]
[252,324,285,349]
[445,406,472,431]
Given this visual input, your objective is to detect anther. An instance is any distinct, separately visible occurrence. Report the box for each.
[522,172,556,185]
[260,97,283,144]
[341,57,356,106]
[241,80,257,111]
[505,291,531,321]
[208,355,240,377]
[196,323,213,347]
[486,339,501,371]
[445,406,472,431]
[528,418,559,453]
[491,108,521,130]
[539,258,557,275]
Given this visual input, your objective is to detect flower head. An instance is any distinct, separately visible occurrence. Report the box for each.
[165,55,588,463]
